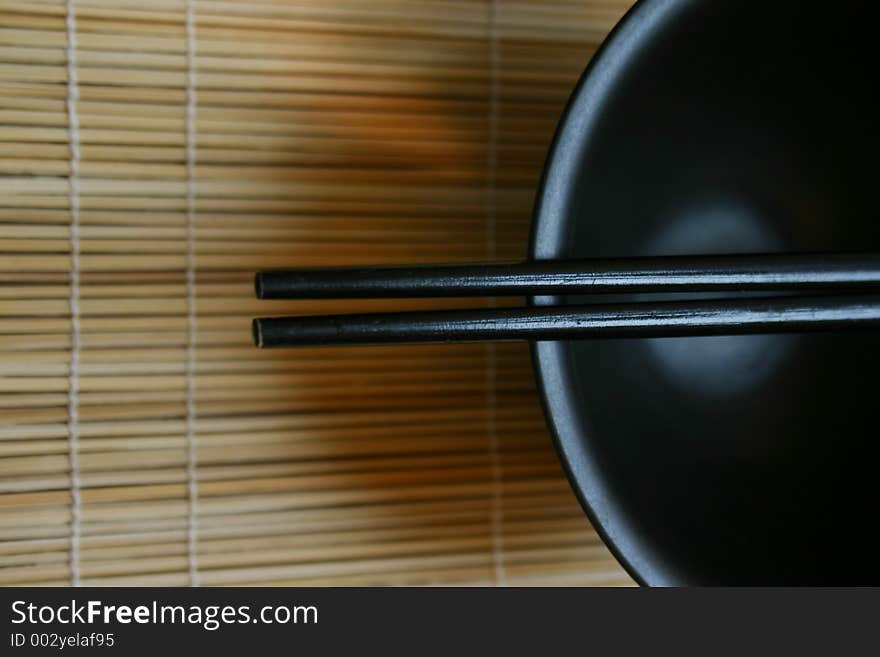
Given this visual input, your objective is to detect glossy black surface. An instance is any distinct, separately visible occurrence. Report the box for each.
[530,0,880,584]
[256,253,880,299]
[255,296,880,347]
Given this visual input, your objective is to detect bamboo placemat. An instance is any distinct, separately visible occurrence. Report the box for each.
[0,0,635,586]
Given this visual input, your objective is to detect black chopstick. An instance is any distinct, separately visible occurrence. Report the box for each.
[253,294,880,348]
[255,252,880,299]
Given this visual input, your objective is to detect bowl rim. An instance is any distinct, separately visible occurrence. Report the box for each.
[527,0,692,587]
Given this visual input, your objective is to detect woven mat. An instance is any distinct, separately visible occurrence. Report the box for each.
[0,0,635,586]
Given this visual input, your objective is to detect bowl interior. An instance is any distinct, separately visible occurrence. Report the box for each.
[531,0,880,584]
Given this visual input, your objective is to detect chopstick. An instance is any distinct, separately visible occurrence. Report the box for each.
[255,252,880,299]
[253,294,880,348]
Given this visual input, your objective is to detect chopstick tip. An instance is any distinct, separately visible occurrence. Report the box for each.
[252,318,264,348]
[254,271,265,299]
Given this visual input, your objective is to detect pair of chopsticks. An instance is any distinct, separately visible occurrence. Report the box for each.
[252,252,880,348]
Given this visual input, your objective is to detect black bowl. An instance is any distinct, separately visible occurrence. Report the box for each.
[530,0,880,585]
